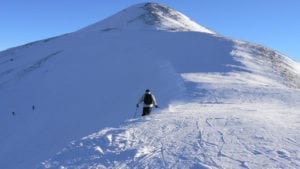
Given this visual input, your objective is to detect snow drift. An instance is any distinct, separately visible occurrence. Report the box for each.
[0,2,299,169]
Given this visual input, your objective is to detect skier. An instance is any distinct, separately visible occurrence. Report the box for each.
[136,89,158,116]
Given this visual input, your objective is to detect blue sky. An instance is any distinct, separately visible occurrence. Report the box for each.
[1,0,299,61]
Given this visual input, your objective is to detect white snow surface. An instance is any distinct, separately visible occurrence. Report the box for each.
[79,3,216,34]
[0,2,299,169]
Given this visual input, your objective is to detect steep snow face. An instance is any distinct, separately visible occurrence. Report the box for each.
[79,3,216,34]
[0,2,300,169]
[231,41,300,88]
[0,30,236,169]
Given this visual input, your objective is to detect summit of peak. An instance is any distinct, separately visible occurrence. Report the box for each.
[79,3,216,34]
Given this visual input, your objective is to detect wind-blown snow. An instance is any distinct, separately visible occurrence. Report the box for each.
[0,2,299,169]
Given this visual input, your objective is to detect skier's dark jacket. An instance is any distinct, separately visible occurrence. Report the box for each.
[137,91,158,108]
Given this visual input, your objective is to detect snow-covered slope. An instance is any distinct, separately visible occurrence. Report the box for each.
[0,2,299,169]
[40,100,300,169]
[79,3,215,34]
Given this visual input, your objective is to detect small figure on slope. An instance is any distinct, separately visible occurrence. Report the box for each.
[136,89,158,116]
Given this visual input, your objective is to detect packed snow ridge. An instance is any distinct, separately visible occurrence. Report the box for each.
[80,2,216,34]
[0,2,300,169]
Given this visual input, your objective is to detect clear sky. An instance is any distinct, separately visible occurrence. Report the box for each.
[1,0,299,62]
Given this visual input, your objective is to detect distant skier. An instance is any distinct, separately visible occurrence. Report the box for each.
[12,112,16,116]
[136,89,158,116]
[32,105,35,111]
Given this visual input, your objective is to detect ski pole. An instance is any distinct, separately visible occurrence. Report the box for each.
[134,107,138,118]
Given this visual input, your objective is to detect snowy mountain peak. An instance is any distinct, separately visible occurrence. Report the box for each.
[1,2,300,169]
[79,3,216,34]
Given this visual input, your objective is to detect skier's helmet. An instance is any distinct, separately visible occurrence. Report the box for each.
[145,89,150,93]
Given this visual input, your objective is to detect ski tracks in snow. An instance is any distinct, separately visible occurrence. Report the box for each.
[40,102,300,169]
